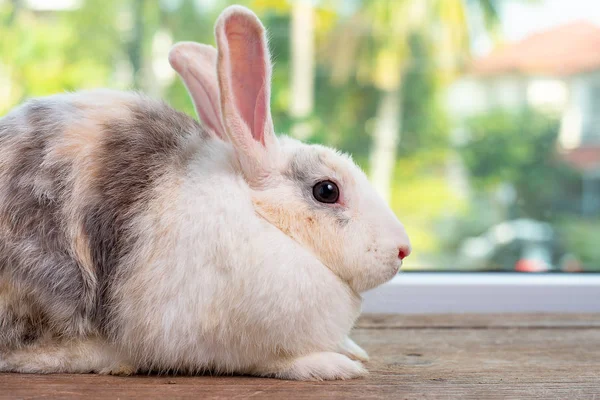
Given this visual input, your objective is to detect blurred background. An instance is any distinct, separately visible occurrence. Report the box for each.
[1,0,600,273]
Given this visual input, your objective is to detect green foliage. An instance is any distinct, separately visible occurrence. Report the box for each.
[459,108,581,220]
[399,32,449,156]
[1,0,593,271]
[557,218,600,271]
[311,77,379,166]
[0,2,114,112]
[390,148,467,268]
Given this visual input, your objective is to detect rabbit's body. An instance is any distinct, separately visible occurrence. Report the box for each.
[0,89,361,377]
[0,6,410,380]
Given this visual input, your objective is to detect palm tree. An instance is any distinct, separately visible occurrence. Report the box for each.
[324,0,501,202]
[289,0,315,140]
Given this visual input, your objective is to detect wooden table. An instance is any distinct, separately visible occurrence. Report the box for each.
[1,314,599,399]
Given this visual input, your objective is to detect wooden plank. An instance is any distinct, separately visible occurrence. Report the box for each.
[1,314,599,399]
[0,376,598,400]
[357,313,600,329]
[350,327,600,385]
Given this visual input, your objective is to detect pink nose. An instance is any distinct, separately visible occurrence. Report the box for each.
[398,246,411,260]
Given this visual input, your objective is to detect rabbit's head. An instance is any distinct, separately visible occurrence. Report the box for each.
[170,5,411,293]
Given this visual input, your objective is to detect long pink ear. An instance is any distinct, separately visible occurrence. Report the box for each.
[215,6,279,182]
[168,42,227,140]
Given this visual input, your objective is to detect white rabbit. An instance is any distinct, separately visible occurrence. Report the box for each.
[0,5,410,380]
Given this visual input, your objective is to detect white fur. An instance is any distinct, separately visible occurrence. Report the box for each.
[109,138,363,378]
[253,137,411,293]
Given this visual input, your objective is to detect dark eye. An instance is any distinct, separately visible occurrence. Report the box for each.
[312,180,340,204]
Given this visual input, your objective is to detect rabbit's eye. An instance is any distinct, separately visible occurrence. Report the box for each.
[313,180,339,204]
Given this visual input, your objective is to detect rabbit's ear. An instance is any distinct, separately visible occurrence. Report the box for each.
[169,42,227,140]
[215,6,279,183]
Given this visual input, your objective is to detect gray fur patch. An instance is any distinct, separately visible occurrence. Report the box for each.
[86,99,204,329]
[0,287,46,350]
[0,100,87,338]
[0,93,205,346]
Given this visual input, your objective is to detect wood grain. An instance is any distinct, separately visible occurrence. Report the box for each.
[356,313,600,329]
[1,313,599,399]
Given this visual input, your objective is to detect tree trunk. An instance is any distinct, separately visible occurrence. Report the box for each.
[289,0,315,140]
[7,0,21,25]
[369,87,402,204]
[128,0,145,89]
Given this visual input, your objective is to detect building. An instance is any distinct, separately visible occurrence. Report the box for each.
[448,21,600,214]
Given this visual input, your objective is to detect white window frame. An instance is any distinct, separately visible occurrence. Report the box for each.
[362,273,600,314]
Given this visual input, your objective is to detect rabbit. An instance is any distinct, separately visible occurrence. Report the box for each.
[0,5,411,381]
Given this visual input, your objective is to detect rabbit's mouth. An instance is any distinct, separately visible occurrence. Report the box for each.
[396,257,404,270]
[389,260,402,278]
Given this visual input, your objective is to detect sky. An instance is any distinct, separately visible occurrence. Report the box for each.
[500,0,600,41]
[469,0,600,56]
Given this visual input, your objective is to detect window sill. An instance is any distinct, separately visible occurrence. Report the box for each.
[361,272,600,314]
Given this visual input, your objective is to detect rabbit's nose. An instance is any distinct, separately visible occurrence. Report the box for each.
[398,246,411,260]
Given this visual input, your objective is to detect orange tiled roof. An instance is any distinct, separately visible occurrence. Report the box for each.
[471,21,600,77]
[560,146,600,171]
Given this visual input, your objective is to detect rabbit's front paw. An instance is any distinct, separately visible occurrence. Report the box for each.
[98,362,137,376]
[337,336,369,362]
[273,352,367,381]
